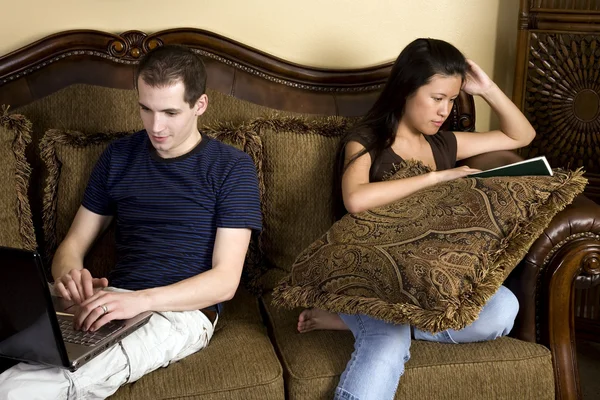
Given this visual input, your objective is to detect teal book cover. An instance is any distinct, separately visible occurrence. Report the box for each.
[468,156,553,178]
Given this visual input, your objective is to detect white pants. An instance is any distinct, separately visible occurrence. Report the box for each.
[0,306,216,399]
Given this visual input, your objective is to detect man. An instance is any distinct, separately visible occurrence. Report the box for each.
[0,45,262,399]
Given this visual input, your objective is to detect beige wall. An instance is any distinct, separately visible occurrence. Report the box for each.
[2,0,520,130]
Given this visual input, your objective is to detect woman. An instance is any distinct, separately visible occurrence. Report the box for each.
[297,38,536,400]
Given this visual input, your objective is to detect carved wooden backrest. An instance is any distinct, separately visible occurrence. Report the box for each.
[513,0,600,202]
[0,29,476,131]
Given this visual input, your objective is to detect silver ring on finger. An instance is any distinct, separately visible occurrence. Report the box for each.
[99,304,109,315]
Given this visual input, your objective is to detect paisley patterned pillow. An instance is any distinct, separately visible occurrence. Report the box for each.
[272,160,586,333]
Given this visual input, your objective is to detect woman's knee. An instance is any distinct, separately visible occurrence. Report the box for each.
[450,286,520,343]
[343,314,412,366]
[480,286,520,338]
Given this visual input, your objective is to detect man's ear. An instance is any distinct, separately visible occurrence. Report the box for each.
[195,94,209,116]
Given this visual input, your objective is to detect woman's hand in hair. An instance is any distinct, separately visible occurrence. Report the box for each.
[462,59,496,97]
[432,165,481,184]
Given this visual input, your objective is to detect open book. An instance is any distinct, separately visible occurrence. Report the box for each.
[468,156,553,178]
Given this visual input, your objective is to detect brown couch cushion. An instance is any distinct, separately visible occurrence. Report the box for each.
[39,125,264,286]
[109,289,284,400]
[261,293,554,400]
[252,117,352,288]
[273,161,587,333]
[0,111,37,251]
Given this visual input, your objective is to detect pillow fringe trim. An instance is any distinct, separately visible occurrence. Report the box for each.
[1,108,37,251]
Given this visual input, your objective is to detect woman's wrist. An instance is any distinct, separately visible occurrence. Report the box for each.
[478,82,502,103]
[427,171,441,185]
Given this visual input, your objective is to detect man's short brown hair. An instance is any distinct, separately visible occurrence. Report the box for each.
[136,45,207,107]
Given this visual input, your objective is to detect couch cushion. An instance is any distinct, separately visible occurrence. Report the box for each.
[109,289,283,400]
[0,111,37,251]
[273,160,587,332]
[252,117,352,288]
[262,293,554,400]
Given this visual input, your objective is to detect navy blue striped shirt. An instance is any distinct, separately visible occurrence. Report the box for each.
[82,130,262,295]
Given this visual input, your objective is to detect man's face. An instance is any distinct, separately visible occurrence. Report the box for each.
[137,77,207,158]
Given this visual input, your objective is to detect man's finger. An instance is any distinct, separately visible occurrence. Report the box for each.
[91,277,109,289]
[65,278,82,304]
[54,281,72,301]
[81,269,95,300]
[75,301,101,330]
[90,306,115,332]
[79,290,105,309]
[82,304,109,331]
[69,270,86,304]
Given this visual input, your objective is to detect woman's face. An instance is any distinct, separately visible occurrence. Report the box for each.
[402,74,462,135]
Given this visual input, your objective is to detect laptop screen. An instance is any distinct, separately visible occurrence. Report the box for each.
[0,247,68,368]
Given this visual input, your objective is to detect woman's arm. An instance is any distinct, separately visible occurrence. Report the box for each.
[455,59,536,161]
[342,141,479,213]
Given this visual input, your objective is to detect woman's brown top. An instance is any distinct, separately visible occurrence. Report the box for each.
[354,131,458,182]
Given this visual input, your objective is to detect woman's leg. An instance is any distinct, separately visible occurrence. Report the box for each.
[334,314,411,400]
[414,285,519,343]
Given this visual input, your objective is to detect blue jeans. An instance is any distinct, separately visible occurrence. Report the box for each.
[334,285,519,400]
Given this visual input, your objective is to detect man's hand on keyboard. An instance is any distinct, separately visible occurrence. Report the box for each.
[74,290,150,332]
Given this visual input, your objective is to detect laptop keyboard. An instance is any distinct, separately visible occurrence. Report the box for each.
[58,318,124,346]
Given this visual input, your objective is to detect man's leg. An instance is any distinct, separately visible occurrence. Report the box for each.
[334,314,411,400]
[0,340,129,400]
[120,308,215,383]
[0,309,215,400]
[414,285,519,344]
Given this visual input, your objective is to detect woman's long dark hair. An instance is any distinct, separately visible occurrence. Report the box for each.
[334,38,468,219]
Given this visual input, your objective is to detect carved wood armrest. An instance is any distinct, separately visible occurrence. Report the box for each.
[538,237,600,400]
[524,195,600,400]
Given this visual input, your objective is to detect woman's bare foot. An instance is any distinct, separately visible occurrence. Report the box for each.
[297,308,349,333]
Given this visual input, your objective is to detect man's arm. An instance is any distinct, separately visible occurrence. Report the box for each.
[76,227,251,331]
[52,206,113,303]
[143,227,251,310]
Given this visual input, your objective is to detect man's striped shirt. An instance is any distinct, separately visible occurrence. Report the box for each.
[82,130,262,293]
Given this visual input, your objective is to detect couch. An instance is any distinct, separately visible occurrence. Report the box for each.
[1,28,599,400]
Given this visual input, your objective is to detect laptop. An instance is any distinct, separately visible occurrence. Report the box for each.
[0,246,152,371]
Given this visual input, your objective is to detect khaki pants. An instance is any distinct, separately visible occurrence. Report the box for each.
[0,296,216,400]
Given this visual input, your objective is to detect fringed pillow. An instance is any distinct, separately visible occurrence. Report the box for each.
[272,160,587,333]
[249,116,353,289]
[40,130,131,278]
[0,109,36,251]
[202,122,265,294]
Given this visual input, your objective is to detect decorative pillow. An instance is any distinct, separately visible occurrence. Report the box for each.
[40,125,265,290]
[249,116,353,289]
[40,130,131,278]
[0,109,36,251]
[272,160,587,333]
[202,122,265,293]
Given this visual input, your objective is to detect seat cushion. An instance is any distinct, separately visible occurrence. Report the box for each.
[109,289,284,400]
[262,293,554,400]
